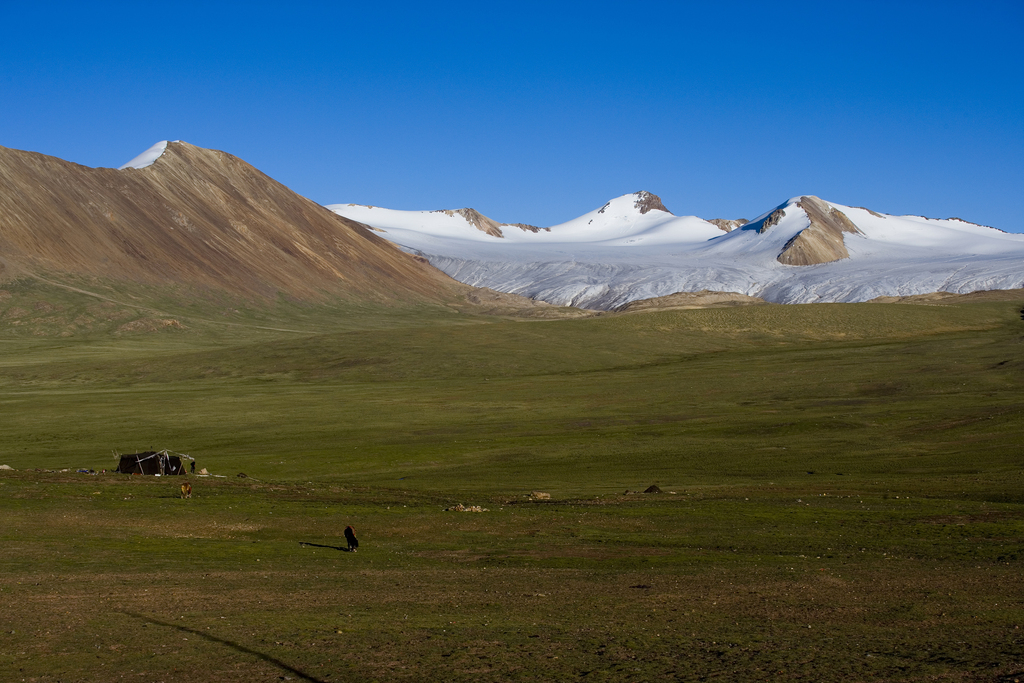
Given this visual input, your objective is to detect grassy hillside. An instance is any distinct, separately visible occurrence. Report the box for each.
[1,293,1022,681]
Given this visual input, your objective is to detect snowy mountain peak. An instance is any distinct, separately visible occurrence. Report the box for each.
[118,141,170,170]
[735,195,865,265]
[325,203,549,241]
[431,208,505,237]
[775,196,863,266]
[634,191,671,215]
[596,191,672,218]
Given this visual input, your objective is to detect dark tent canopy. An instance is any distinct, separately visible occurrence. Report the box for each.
[115,450,190,475]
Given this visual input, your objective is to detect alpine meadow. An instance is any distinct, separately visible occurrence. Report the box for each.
[1,281,1022,681]
[0,141,1022,682]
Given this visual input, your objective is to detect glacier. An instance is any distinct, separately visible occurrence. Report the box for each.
[327,193,1024,309]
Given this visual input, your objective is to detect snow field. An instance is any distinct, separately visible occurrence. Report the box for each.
[328,193,1024,309]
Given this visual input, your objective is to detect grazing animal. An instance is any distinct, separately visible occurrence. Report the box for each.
[180,482,192,499]
[344,525,358,552]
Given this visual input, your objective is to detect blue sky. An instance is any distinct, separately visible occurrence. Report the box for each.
[2,1,1022,231]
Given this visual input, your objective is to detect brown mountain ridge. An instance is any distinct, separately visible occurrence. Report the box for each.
[0,141,469,304]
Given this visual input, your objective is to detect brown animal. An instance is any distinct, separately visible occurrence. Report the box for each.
[344,525,358,552]
[180,482,192,499]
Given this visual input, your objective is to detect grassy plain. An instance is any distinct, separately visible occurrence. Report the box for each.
[0,283,1022,681]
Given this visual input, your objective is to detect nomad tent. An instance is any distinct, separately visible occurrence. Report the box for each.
[114,450,193,475]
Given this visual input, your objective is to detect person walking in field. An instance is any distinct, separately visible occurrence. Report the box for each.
[344,525,358,552]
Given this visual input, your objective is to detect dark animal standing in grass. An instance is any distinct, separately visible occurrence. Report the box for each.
[344,526,358,552]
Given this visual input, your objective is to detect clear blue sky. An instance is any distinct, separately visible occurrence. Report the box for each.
[2,1,1022,232]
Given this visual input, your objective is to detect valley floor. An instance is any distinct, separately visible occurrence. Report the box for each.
[0,290,1022,681]
[0,473,1021,682]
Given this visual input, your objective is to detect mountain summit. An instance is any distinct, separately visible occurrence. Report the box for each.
[0,141,458,302]
[630,191,670,215]
[745,195,863,266]
[329,192,731,247]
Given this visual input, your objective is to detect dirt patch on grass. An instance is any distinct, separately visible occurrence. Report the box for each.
[870,288,1024,305]
[115,317,184,334]
[615,290,767,313]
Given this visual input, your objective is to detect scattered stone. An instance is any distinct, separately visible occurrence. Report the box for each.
[445,503,488,512]
[530,491,551,500]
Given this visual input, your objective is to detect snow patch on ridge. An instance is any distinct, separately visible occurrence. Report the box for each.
[118,141,170,170]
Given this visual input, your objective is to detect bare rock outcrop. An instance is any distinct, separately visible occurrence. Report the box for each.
[707,218,747,233]
[435,208,505,238]
[508,222,549,233]
[855,206,886,218]
[757,208,787,234]
[633,191,670,215]
[433,209,548,237]
[776,196,863,266]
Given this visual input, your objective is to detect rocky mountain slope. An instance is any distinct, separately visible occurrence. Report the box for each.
[0,141,461,303]
[329,192,1024,309]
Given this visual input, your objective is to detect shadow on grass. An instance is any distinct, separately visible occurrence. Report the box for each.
[117,610,328,683]
[300,541,351,552]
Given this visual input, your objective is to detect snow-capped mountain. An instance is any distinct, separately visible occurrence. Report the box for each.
[327,192,1024,309]
[118,140,171,169]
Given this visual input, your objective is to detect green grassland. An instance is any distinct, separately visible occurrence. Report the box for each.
[1,283,1022,681]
